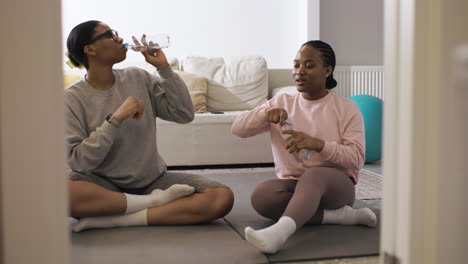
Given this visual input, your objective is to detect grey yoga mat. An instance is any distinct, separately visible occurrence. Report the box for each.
[71,219,269,264]
[207,171,381,262]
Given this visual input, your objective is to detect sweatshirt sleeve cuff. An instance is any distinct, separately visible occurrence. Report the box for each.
[101,120,120,138]
[157,66,175,80]
[320,141,336,160]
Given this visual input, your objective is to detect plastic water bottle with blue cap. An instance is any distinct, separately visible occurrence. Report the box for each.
[281,121,310,163]
[124,34,170,56]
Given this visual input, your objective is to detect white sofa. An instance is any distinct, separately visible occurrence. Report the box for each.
[156,56,296,166]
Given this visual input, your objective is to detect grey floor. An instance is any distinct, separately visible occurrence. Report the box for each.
[362,160,382,175]
[361,160,383,211]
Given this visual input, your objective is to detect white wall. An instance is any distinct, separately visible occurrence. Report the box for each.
[320,0,383,65]
[62,0,311,69]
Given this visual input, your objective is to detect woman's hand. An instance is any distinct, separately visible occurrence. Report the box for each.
[113,96,145,122]
[266,108,288,125]
[133,34,170,70]
[282,130,325,153]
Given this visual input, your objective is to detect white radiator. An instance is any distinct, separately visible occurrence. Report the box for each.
[332,66,385,99]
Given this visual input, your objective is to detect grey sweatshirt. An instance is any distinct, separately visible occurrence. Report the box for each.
[64,67,194,188]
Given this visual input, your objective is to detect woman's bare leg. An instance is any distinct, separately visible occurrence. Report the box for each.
[69,180,197,218]
[69,180,127,218]
[71,185,234,232]
[146,187,234,225]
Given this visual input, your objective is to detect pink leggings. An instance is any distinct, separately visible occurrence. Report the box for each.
[251,167,355,228]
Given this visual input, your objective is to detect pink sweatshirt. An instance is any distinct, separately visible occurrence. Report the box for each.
[231,92,365,184]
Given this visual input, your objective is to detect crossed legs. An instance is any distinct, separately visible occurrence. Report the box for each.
[245,167,376,253]
[251,167,355,227]
[69,173,234,231]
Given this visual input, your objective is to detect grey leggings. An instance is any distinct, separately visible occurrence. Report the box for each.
[251,167,355,228]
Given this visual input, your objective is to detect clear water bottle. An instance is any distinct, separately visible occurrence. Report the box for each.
[124,34,170,56]
[281,121,310,163]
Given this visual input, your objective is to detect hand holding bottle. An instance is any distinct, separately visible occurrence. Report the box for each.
[280,121,310,163]
[129,34,170,70]
[281,123,324,155]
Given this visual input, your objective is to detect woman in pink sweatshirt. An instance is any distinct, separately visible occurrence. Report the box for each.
[231,40,377,254]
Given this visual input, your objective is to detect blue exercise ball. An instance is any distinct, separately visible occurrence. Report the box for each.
[348,95,383,163]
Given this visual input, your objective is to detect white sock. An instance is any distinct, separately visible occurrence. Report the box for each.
[73,209,148,232]
[244,216,296,254]
[125,184,195,214]
[322,205,377,227]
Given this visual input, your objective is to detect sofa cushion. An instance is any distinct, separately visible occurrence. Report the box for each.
[182,56,268,112]
[174,70,208,113]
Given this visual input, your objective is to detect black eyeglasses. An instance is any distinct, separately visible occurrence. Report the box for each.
[89,29,119,44]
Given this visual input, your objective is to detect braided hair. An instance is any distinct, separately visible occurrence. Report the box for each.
[302,40,337,89]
